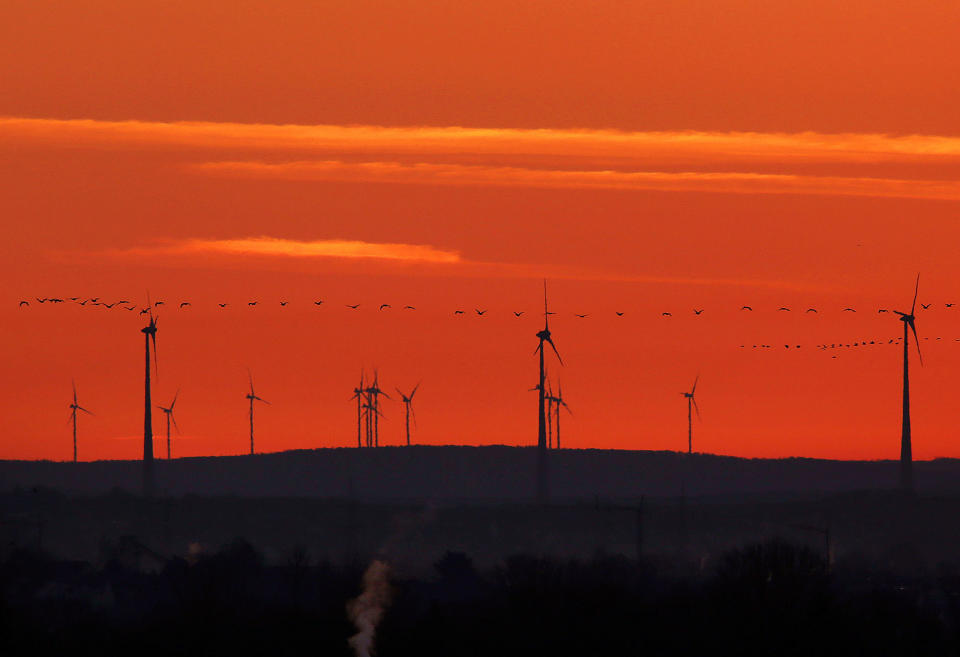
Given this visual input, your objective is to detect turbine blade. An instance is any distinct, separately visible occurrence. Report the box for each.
[909,319,924,366]
[693,399,702,421]
[72,379,77,403]
[171,413,181,434]
[150,332,159,379]
[248,369,254,395]
[410,404,417,427]
[546,337,563,365]
[691,374,699,395]
[78,406,93,415]
[911,273,920,315]
[411,381,421,398]
[171,388,179,409]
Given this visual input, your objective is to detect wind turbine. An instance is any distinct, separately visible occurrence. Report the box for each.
[246,371,270,455]
[157,389,180,459]
[141,299,159,496]
[351,371,366,448]
[534,280,562,501]
[552,382,571,450]
[396,383,421,446]
[68,380,92,462]
[894,274,923,494]
[681,375,701,454]
[365,371,390,447]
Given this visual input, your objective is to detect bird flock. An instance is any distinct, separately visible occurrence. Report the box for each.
[18,297,960,319]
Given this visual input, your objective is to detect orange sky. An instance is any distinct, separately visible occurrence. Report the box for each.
[3,0,960,462]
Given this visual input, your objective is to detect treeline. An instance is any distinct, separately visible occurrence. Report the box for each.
[1,538,957,656]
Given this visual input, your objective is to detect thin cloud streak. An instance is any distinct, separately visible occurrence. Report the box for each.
[6,116,960,165]
[191,160,960,202]
[114,237,818,292]
[127,237,462,264]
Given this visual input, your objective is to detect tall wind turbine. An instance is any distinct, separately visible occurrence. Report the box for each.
[552,382,571,450]
[681,375,701,454]
[246,371,270,455]
[68,380,92,462]
[141,304,159,496]
[894,274,923,494]
[157,389,180,459]
[351,371,366,448]
[534,280,562,501]
[396,383,421,446]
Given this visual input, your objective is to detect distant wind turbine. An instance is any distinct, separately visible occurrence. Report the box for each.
[68,380,92,463]
[552,382,571,449]
[534,280,563,501]
[893,274,923,494]
[157,389,180,459]
[351,371,366,448]
[396,383,421,446]
[681,375,701,454]
[246,371,270,455]
[141,297,159,496]
[365,372,390,447]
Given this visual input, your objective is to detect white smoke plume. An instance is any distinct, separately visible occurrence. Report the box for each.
[347,559,392,657]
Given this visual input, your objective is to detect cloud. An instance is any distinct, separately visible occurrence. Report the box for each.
[131,237,461,264]
[189,159,960,202]
[5,116,960,166]
[112,236,816,291]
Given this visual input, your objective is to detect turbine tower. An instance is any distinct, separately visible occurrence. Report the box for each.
[68,380,92,462]
[396,383,421,446]
[681,375,701,454]
[534,280,562,501]
[141,306,159,497]
[366,371,389,447]
[246,371,270,455]
[552,382,571,449]
[157,389,180,459]
[351,371,366,448]
[894,274,923,495]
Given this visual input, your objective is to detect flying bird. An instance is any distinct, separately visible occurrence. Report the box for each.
[778,307,790,312]
[279,301,288,307]
[475,309,487,316]
[921,303,932,310]
[18,300,28,307]
[843,308,856,312]
[36,297,47,303]
[574,313,588,318]
[248,301,259,306]
[693,309,704,315]
[346,304,360,309]
[514,311,525,317]
[946,303,956,308]
[313,300,323,306]
[740,306,753,311]
[124,305,137,311]
[102,302,117,309]
[403,305,416,310]
[615,311,625,316]
[179,302,191,309]
[218,303,228,308]
[662,312,672,317]
[806,308,818,313]
[454,310,465,315]
[154,301,165,306]
[878,309,889,313]
[139,308,150,315]
[379,304,391,310]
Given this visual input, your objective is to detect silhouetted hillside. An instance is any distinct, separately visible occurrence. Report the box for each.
[3,446,959,500]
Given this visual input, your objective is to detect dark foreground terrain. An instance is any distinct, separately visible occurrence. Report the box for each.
[2,535,958,657]
[4,449,960,655]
